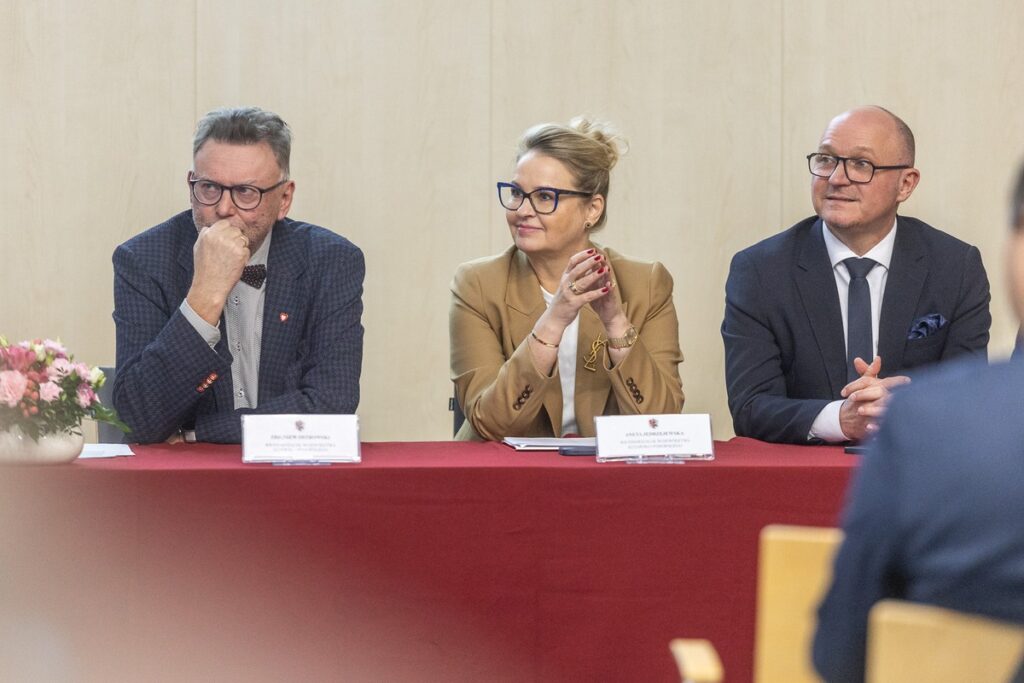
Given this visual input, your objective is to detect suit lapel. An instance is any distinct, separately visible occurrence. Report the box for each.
[795,219,848,396]
[175,221,198,296]
[505,248,546,342]
[505,251,562,432]
[878,218,927,372]
[259,221,305,403]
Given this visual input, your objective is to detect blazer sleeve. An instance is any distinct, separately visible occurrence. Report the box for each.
[813,401,907,683]
[940,245,990,361]
[193,243,365,444]
[449,264,560,441]
[722,250,831,444]
[602,261,684,414]
[112,242,232,444]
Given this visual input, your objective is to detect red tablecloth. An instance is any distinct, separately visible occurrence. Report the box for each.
[0,438,856,682]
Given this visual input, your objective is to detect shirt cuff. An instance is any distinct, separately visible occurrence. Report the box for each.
[808,399,847,443]
[179,299,221,349]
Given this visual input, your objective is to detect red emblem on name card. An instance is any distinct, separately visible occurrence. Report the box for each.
[648,418,659,429]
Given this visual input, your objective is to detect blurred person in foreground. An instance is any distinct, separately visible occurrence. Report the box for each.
[722,106,990,445]
[113,106,364,444]
[449,118,684,440]
[813,162,1024,682]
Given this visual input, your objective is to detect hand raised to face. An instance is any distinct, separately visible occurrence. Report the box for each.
[186,219,251,325]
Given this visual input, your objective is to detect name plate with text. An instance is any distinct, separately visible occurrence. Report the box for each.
[242,414,361,464]
[595,414,713,463]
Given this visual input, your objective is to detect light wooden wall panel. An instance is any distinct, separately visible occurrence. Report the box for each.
[3,0,1023,442]
[1,3,194,359]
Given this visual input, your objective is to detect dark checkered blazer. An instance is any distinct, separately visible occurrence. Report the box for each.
[112,210,364,444]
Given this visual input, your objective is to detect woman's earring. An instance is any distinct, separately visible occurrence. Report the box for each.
[584,222,592,230]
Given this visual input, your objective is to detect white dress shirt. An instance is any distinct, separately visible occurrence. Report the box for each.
[809,220,897,442]
[541,287,580,436]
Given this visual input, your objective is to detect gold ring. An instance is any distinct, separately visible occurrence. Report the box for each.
[568,280,582,295]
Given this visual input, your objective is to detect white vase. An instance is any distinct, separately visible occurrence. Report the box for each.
[0,426,85,465]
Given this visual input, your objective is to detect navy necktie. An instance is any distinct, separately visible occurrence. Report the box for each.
[844,257,876,382]
[241,264,267,289]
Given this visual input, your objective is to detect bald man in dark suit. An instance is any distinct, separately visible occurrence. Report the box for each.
[722,106,990,444]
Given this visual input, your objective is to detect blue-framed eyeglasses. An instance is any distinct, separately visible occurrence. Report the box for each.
[497,182,591,214]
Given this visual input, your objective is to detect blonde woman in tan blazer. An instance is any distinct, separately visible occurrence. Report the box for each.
[450,118,684,440]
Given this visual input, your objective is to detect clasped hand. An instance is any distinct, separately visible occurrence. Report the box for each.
[839,356,911,441]
[546,249,625,330]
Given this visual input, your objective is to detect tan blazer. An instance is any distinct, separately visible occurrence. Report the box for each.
[450,245,684,440]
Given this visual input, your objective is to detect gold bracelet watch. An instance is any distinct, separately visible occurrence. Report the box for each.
[606,325,638,349]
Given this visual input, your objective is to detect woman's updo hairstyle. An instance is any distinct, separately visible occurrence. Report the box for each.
[516,117,627,231]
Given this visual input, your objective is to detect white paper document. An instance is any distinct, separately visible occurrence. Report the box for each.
[79,444,135,459]
[502,437,597,451]
[595,414,714,463]
[242,414,361,464]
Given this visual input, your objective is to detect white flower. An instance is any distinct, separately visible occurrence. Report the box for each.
[49,358,74,378]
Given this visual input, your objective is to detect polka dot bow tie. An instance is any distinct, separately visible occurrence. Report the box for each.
[240,264,267,289]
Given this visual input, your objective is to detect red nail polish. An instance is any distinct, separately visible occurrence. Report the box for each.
[594,255,602,262]
[586,249,595,254]
[597,267,606,274]
[601,286,609,293]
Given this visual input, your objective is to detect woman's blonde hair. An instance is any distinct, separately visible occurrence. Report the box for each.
[517,117,627,230]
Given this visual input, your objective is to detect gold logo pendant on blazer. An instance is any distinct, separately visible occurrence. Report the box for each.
[583,335,606,372]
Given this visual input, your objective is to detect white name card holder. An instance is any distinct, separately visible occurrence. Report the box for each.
[594,414,714,463]
[242,414,361,464]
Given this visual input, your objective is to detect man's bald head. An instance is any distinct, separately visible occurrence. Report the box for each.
[824,106,915,165]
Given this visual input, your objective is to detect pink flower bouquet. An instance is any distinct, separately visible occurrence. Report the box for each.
[0,337,128,441]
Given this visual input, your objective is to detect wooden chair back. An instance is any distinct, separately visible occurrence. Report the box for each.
[867,599,1024,683]
[753,524,843,683]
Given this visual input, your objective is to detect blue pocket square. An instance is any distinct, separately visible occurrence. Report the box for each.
[907,313,947,340]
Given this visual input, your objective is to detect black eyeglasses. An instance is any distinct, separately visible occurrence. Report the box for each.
[806,153,911,184]
[189,174,289,210]
[497,182,591,214]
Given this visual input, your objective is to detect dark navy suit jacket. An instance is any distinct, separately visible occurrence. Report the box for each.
[813,358,1024,683]
[722,215,990,444]
[112,210,364,443]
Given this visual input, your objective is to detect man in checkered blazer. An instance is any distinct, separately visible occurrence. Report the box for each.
[112,106,363,444]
